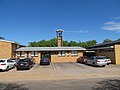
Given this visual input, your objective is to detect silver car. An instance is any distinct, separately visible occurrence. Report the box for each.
[100,56,111,65]
[86,56,107,67]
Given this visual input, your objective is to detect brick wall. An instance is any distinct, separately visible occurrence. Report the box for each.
[16,51,83,63]
[17,51,41,63]
[57,36,62,47]
[114,45,120,64]
[0,41,12,59]
[51,51,83,62]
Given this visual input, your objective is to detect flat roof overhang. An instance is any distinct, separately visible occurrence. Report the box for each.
[84,51,95,53]
[87,40,120,49]
[86,46,114,51]
[16,47,86,51]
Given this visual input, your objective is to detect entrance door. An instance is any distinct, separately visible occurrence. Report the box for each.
[41,51,51,62]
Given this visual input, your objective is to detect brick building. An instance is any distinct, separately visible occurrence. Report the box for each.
[0,39,24,59]
[86,41,120,64]
[0,30,120,64]
[15,30,86,63]
[0,30,86,63]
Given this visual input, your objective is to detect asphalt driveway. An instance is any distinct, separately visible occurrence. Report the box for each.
[0,62,120,82]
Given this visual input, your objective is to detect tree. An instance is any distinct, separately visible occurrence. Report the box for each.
[69,41,78,46]
[103,39,112,43]
[116,38,120,41]
[63,40,69,47]
[0,37,5,40]
[49,38,57,47]
[28,38,57,47]
[28,38,98,48]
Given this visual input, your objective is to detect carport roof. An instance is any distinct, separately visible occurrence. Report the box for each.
[87,40,120,49]
[16,47,86,51]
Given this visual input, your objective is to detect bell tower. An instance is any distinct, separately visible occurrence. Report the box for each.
[56,29,64,47]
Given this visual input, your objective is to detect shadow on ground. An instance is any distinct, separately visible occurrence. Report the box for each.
[92,79,120,90]
[0,83,28,90]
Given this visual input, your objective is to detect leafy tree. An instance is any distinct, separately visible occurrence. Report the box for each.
[28,38,97,48]
[28,38,57,47]
[49,38,57,47]
[69,41,78,46]
[116,38,120,41]
[0,37,5,39]
[63,40,69,47]
[103,39,112,43]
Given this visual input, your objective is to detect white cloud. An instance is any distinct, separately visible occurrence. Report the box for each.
[65,30,88,33]
[111,17,120,20]
[104,21,115,25]
[101,21,120,32]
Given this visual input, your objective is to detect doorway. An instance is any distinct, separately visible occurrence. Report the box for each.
[41,51,51,62]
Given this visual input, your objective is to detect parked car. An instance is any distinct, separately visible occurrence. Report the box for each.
[100,56,111,65]
[77,56,89,63]
[16,58,34,70]
[40,57,50,65]
[8,58,19,65]
[86,56,107,67]
[0,59,15,71]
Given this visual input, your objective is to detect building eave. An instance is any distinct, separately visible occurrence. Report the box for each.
[0,39,25,46]
[16,47,86,51]
[87,40,120,49]
[86,46,114,51]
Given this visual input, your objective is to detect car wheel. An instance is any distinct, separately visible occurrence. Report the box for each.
[85,61,88,65]
[92,63,95,67]
[27,66,30,70]
[80,61,83,64]
[6,66,9,71]
[102,65,105,67]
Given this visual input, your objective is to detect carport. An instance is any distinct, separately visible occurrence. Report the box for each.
[86,40,120,64]
[83,51,96,57]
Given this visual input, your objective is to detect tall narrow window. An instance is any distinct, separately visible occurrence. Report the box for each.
[17,52,20,56]
[71,51,78,56]
[17,51,25,57]
[58,51,65,56]
[31,51,38,56]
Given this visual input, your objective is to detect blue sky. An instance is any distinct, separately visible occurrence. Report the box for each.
[0,0,120,45]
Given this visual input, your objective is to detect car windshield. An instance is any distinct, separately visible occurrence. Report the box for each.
[102,56,107,59]
[0,60,5,62]
[42,57,49,60]
[96,57,105,59]
[19,59,29,62]
[11,58,16,60]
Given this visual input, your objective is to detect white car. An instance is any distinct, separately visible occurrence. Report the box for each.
[86,56,107,67]
[100,56,111,65]
[0,59,15,71]
[9,58,19,65]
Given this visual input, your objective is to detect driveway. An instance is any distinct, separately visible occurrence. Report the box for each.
[0,62,120,82]
[31,62,120,75]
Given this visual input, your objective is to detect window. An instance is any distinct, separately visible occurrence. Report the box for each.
[17,51,25,57]
[71,51,78,56]
[7,60,13,63]
[0,60,5,62]
[31,51,38,56]
[58,51,65,56]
